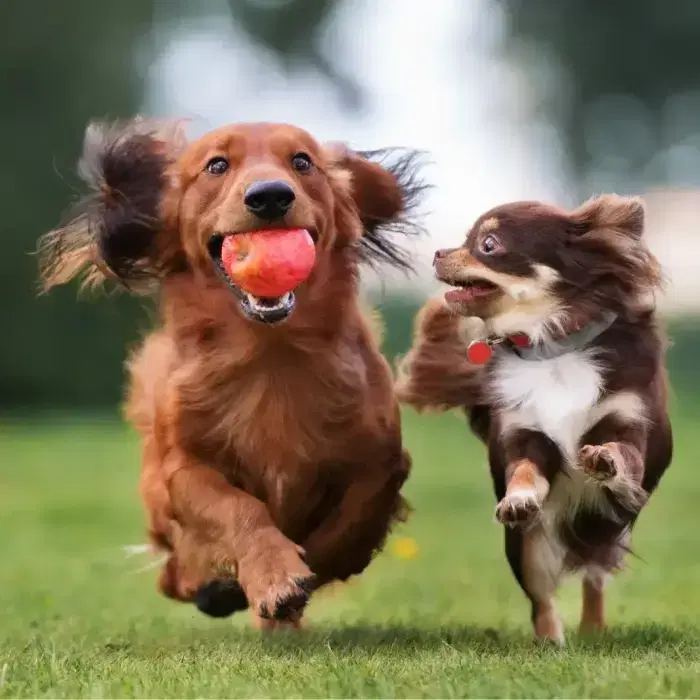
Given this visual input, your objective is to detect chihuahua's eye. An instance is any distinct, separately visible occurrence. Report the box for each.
[480,234,501,254]
[291,152,312,173]
[205,157,229,175]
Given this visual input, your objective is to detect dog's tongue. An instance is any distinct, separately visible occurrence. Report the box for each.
[445,283,494,305]
[221,228,316,297]
[445,288,477,304]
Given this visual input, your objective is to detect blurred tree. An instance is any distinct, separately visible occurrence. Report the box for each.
[6,0,700,410]
[218,0,700,192]
[0,0,156,409]
[495,0,700,194]
[224,0,363,109]
[1,0,358,409]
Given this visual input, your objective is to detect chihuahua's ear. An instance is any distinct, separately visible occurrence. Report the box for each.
[38,117,187,294]
[570,194,645,240]
[326,144,428,271]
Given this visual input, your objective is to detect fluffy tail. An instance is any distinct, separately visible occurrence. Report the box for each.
[395,296,486,412]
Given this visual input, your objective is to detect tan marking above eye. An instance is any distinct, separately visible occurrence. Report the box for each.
[480,217,499,233]
[465,216,499,245]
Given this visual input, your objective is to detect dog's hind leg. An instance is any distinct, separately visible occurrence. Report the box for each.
[495,430,565,642]
[579,566,607,635]
[505,525,566,644]
[301,447,411,585]
[139,436,177,553]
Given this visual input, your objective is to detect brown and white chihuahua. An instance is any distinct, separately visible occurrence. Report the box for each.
[397,195,673,643]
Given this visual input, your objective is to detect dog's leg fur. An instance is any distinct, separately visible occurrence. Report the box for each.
[495,429,566,642]
[139,436,178,552]
[578,415,649,517]
[165,452,315,622]
[496,429,559,527]
[505,525,566,644]
[495,458,550,526]
[523,525,566,644]
[395,297,484,412]
[574,416,649,635]
[302,449,410,585]
[580,566,608,634]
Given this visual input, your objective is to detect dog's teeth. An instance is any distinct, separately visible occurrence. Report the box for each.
[244,292,291,312]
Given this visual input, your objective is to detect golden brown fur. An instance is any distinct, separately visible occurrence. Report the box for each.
[38,119,426,625]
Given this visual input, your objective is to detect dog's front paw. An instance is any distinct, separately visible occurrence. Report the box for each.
[239,531,316,622]
[194,579,249,618]
[495,489,541,528]
[256,573,315,622]
[579,444,620,481]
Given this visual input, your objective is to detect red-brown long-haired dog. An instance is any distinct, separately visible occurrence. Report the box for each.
[38,119,426,629]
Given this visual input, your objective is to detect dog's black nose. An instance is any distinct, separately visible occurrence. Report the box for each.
[244,180,295,220]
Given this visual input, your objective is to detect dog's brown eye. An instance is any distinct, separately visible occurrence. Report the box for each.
[480,234,501,254]
[206,157,229,175]
[291,152,312,173]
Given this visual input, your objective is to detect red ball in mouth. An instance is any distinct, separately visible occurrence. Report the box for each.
[220,228,316,298]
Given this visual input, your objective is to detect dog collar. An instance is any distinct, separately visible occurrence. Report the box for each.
[465,311,618,364]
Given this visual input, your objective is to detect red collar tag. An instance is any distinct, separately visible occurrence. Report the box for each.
[466,340,493,365]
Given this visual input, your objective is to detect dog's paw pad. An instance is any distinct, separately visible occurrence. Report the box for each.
[579,444,618,480]
[495,490,541,527]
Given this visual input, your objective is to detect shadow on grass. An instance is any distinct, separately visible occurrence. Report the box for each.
[259,622,697,654]
[114,621,698,659]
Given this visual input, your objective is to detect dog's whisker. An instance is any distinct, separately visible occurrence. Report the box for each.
[122,543,154,558]
[129,554,168,575]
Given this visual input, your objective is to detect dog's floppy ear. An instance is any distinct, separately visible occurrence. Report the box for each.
[570,194,645,239]
[329,145,428,272]
[38,117,187,294]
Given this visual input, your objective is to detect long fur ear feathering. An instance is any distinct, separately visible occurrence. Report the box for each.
[570,193,664,293]
[37,117,188,295]
[571,193,645,239]
[330,145,430,273]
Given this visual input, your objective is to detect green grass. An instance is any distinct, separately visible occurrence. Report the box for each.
[1,404,699,698]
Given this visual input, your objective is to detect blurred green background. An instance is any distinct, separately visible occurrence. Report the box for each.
[3,0,700,409]
[3,1,700,696]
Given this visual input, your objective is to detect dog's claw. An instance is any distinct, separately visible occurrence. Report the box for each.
[257,574,315,621]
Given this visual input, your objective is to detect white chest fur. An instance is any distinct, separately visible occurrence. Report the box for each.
[491,349,604,462]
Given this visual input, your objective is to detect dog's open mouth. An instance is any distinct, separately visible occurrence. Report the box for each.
[443,278,500,305]
[239,290,295,323]
[207,234,297,324]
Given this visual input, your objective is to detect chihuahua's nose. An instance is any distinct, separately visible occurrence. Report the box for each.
[433,248,451,265]
[244,180,295,220]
